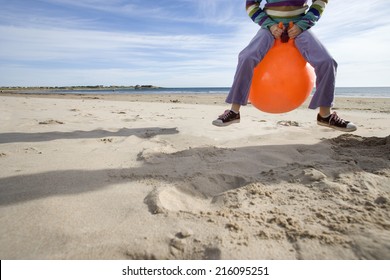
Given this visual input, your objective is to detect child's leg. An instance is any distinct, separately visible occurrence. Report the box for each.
[225,28,274,106]
[295,31,356,132]
[294,30,338,110]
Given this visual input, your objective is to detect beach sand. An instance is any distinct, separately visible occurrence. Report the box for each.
[0,93,389,260]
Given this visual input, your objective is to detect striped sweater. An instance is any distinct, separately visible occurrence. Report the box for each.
[246,0,328,30]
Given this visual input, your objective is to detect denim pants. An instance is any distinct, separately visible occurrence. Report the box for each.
[226,28,338,109]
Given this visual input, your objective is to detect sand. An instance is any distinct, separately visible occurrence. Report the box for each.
[0,93,389,260]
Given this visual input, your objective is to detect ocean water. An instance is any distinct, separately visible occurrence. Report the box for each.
[47,87,390,98]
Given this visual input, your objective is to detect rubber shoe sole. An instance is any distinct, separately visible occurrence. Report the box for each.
[212,119,240,127]
[317,120,357,132]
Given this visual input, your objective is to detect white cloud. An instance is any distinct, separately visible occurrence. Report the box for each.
[0,23,241,87]
[314,0,390,86]
[0,0,389,87]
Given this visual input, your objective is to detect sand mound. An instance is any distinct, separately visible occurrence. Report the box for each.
[132,134,390,259]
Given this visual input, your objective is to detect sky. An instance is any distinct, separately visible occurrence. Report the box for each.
[0,0,389,88]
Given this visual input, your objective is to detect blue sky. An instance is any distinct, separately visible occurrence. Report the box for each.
[0,0,389,87]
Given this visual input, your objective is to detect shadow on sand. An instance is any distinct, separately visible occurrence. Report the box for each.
[1,134,388,207]
[0,127,179,144]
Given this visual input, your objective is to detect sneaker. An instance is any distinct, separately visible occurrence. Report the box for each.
[317,112,357,132]
[212,110,240,127]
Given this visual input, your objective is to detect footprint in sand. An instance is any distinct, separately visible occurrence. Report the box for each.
[144,187,211,214]
[38,119,64,125]
[100,138,113,143]
[277,120,300,127]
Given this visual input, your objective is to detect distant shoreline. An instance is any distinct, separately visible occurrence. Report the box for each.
[1,92,389,114]
[1,86,390,102]
[0,85,161,92]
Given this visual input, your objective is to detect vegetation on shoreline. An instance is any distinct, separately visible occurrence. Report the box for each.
[0,85,161,91]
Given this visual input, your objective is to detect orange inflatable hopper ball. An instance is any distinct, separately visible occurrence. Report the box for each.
[249,22,315,114]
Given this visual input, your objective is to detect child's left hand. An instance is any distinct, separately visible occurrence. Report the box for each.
[288,24,303,39]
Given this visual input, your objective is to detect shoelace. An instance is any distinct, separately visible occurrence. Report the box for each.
[329,112,347,125]
[219,110,234,120]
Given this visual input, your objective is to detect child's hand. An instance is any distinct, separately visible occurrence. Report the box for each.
[270,24,284,39]
[288,24,302,39]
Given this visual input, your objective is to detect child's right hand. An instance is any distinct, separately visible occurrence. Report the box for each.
[270,24,285,39]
